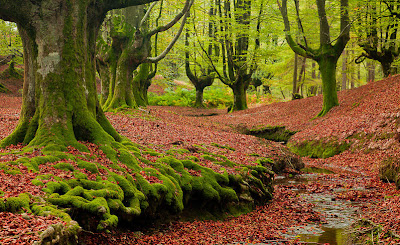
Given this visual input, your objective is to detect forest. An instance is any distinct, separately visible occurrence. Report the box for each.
[0,0,400,244]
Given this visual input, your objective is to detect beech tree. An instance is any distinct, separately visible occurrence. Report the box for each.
[0,0,160,149]
[278,0,350,116]
[0,1,275,234]
[184,3,216,108]
[201,0,263,112]
[355,0,400,77]
[100,0,193,111]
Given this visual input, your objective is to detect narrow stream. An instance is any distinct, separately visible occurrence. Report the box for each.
[275,173,360,245]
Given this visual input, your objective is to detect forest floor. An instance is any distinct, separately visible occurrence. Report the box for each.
[1,72,400,244]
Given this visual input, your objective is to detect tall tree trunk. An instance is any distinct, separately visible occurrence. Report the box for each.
[341,49,347,90]
[367,61,375,82]
[230,79,249,111]
[317,56,339,117]
[195,86,205,108]
[292,53,298,97]
[104,51,138,111]
[381,61,392,78]
[132,63,153,107]
[97,60,111,105]
[1,4,121,149]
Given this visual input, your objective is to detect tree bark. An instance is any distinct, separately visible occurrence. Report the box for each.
[195,87,205,108]
[230,78,249,111]
[278,0,349,116]
[292,53,298,96]
[341,49,347,90]
[317,56,339,117]
[132,63,154,107]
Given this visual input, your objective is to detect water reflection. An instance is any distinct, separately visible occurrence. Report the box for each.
[301,227,348,245]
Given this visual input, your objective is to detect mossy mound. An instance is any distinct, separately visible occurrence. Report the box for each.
[245,125,297,144]
[288,138,350,159]
[0,141,274,237]
[379,157,400,188]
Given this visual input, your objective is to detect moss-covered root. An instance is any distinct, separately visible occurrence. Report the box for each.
[33,222,81,245]
[379,157,400,188]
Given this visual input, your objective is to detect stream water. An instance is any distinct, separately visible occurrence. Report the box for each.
[275,173,360,245]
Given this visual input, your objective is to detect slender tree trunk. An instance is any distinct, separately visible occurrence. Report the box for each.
[341,50,347,90]
[292,53,298,96]
[97,61,111,105]
[367,62,375,83]
[317,57,339,117]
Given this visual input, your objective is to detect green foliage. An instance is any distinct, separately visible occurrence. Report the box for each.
[0,20,22,58]
[149,83,232,108]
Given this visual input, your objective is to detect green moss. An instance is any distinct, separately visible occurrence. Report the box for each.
[77,160,98,173]
[31,203,72,222]
[288,139,350,158]
[379,157,400,188]
[202,154,217,162]
[256,157,274,166]
[0,198,5,211]
[43,181,71,195]
[211,143,236,151]
[99,144,118,162]
[118,148,140,171]
[143,150,162,157]
[0,162,21,174]
[166,148,190,156]
[54,162,75,171]
[247,125,297,143]
[5,193,31,213]
[32,179,44,186]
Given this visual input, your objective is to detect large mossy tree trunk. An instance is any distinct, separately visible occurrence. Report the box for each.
[103,48,141,111]
[132,63,155,107]
[317,55,339,117]
[101,2,191,111]
[229,77,250,111]
[0,0,275,234]
[0,0,154,149]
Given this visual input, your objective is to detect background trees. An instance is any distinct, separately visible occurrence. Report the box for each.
[98,0,193,111]
[355,0,400,77]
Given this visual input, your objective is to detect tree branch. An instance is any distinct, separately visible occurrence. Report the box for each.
[145,0,194,63]
[277,0,316,59]
[140,2,158,28]
[105,0,159,13]
[147,0,192,37]
[333,0,350,53]
[316,0,331,45]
